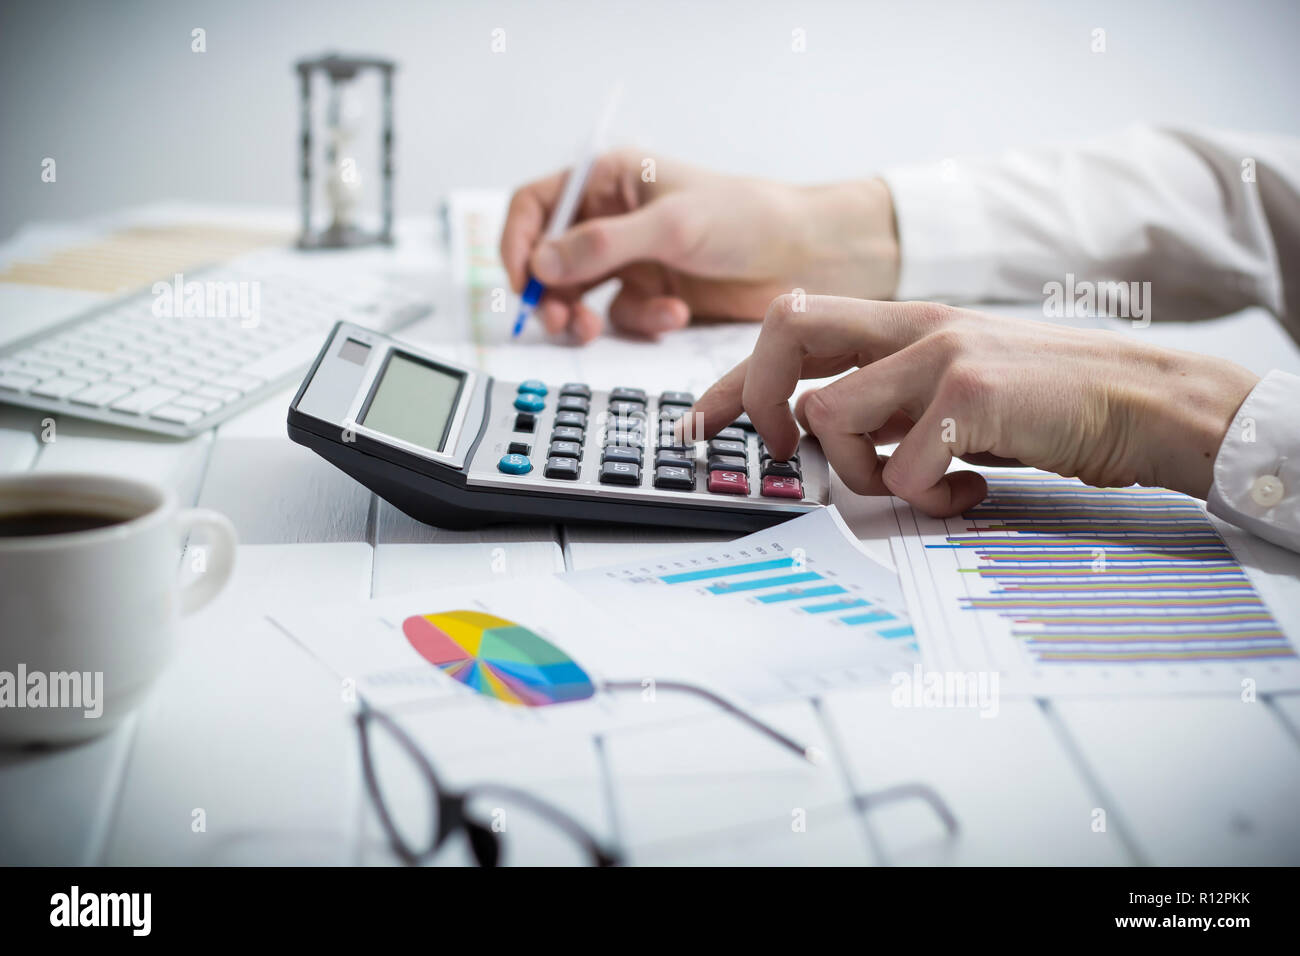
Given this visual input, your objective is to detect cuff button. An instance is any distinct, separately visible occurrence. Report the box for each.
[1250,474,1284,507]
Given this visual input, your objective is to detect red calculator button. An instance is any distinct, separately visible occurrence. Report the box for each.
[761,476,803,499]
[707,470,749,495]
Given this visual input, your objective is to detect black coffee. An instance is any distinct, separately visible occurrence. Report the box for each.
[0,510,126,537]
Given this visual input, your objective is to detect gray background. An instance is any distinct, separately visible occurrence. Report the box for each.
[3,0,1300,241]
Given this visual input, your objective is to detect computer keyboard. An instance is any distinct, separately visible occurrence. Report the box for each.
[0,260,432,437]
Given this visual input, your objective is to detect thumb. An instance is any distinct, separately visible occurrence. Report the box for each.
[530,200,692,286]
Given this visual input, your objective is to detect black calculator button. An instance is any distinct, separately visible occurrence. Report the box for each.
[600,460,641,485]
[557,395,590,413]
[714,427,746,443]
[761,459,801,479]
[609,387,647,404]
[602,444,641,465]
[554,411,588,429]
[708,454,747,472]
[707,439,747,458]
[759,444,799,464]
[544,456,580,480]
[513,412,536,433]
[732,413,757,431]
[549,440,582,459]
[657,432,689,452]
[551,426,584,443]
[654,465,695,490]
[658,391,694,407]
[507,441,531,456]
[655,449,695,469]
[608,401,647,420]
[607,433,644,451]
[559,382,592,399]
[658,405,687,422]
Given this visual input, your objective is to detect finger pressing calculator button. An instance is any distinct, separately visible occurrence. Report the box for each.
[708,454,747,472]
[655,449,695,469]
[658,391,694,407]
[600,460,641,485]
[514,412,537,433]
[707,439,747,458]
[609,387,647,404]
[544,456,580,480]
[551,425,584,443]
[707,470,749,495]
[517,379,548,396]
[714,427,746,443]
[507,441,531,456]
[654,466,695,490]
[497,453,533,475]
[761,476,803,498]
[761,459,801,479]
[759,443,799,464]
[549,440,582,459]
[602,444,641,465]
[560,382,591,399]
[557,395,590,413]
[514,394,545,413]
[554,410,587,429]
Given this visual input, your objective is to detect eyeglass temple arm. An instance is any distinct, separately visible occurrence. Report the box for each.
[600,679,818,764]
[856,782,960,837]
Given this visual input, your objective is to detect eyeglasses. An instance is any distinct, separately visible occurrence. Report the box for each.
[355,694,961,867]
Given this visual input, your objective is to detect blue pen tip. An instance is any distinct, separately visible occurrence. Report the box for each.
[512,277,546,338]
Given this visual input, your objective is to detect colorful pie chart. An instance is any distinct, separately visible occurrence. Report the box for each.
[401,610,595,706]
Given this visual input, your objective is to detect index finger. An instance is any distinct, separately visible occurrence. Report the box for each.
[499,170,568,293]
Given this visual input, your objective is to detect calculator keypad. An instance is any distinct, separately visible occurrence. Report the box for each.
[482,378,817,507]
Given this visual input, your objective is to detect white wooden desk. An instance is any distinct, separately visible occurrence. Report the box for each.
[3,232,1300,866]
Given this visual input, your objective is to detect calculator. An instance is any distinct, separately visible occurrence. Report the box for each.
[287,322,829,532]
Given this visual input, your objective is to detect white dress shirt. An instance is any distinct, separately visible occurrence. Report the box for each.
[883,126,1300,553]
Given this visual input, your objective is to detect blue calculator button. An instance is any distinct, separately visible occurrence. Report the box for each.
[517,379,548,396]
[513,394,545,413]
[497,453,533,475]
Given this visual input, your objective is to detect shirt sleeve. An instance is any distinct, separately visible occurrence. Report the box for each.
[1207,370,1300,555]
[882,125,1300,344]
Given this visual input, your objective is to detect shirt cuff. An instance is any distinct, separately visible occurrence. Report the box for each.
[881,161,999,302]
[1207,369,1300,554]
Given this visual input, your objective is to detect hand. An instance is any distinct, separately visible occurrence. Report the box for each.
[688,295,1260,516]
[499,149,899,343]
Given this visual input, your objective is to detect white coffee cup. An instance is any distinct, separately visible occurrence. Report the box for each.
[0,472,236,745]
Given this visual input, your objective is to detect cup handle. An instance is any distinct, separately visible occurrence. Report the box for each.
[176,508,237,615]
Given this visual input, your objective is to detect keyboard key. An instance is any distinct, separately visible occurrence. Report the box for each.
[212,373,266,394]
[110,386,181,414]
[554,410,587,429]
[655,449,695,469]
[69,382,132,407]
[708,438,747,458]
[557,395,590,413]
[193,384,241,403]
[543,456,580,480]
[149,404,205,425]
[654,465,695,490]
[600,460,640,485]
[551,425,584,443]
[761,458,801,479]
[714,427,746,442]
[517,379,548,396]
[514,412,537,433]
[608,387,646,404]
[548,440,582,459]
[83,357,128,375]
[17,360,61,379]
[708,454,747,472]
[31,349,84,371]
[559,382,591,399]
[496,453,532,475]
[761,476,803,499]
[658,391,694,407]
[31,376,92,400]
[174,394,222,413]
[158,374,201,391]
[602,444,641,465]
[0,371,40,392]
[707,470,749,495]
[111,372,153,388]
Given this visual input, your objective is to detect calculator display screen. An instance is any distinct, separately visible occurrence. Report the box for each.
[360,352,465,452]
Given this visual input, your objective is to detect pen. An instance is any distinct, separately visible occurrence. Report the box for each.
[512,83,623,338]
